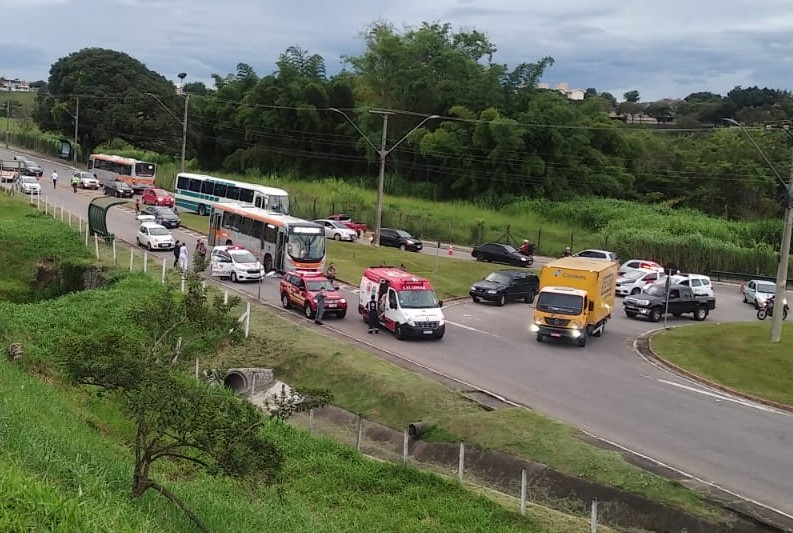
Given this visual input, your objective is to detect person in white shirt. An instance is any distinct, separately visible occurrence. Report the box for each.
[51,170,59,188]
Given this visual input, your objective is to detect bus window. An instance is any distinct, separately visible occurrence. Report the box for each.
[88,159,94,170]
[254,195,263,208]
[189,178,201,192]
[135,163,155,177]
[226,185,239,201]
[239,215,254,236]
[263,223,278,244]
[239,187,254,203]
[214,182,227,198]
[201,180,214,195]
[251,220,264,240]
[177,176,190,190]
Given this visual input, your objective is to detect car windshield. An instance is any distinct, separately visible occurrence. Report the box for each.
[535,292,583,315]
[79,173,94,179]
[484,272,511,284]
[395,230,413,239]
[21,177,37,184]
[397,289,439,309]
[230,251,257,263]
[135,162,156,177]
[327,221,346,229]
[306,279,336,291]
[756,282,775,293]
[118,182,131,189]
[644,284,668,296]
[153,207,175,216]
[621,270,646,281]
[154,189,168,196]
[149,227,169,236]
[287,231,326,262]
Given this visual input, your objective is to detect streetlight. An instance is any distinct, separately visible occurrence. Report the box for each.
[144,89,189,173]
[723,118,793,343]
[329,108,439,245]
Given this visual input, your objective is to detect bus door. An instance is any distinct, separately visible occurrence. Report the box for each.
[207,211,222,246]
[274,230,287,272]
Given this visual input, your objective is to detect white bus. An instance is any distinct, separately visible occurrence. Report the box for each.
[87,154,157,193]
[174,172,289,216]
[207,202,325,273]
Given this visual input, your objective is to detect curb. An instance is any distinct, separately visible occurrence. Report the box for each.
[637,328,793,414]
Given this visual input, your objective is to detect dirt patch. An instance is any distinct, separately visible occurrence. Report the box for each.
[31,260,109,297]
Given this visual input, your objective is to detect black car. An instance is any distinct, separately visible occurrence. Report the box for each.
[15,157,43,177]
[104,180,134,198]
[470,270,540,306]
[471,242,532,267]
[378,228,423,252]
[141,205,181,228]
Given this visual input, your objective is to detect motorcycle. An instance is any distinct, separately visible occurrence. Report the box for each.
[517,244,535,265]
[756,296,789,320]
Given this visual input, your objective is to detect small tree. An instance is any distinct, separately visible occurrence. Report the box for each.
[56,273,282,532]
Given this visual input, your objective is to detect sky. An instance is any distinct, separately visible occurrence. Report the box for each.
[1,0,792,102]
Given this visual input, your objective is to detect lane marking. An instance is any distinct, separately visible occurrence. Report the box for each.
[445,320,500,338]
[657,378,782,414]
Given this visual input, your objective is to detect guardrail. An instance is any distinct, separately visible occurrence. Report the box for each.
[710,270,793,289]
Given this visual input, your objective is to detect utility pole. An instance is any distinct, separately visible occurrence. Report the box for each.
[4,85,10,149]
[73,97,79,164]
[771,149,793,343]
[180,93,189,173]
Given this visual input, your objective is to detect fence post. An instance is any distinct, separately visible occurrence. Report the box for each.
[143,251,148,273]
[161,258,167,284]
[223,291,229,305]
[569,231,574,251]
[520,468,527,515]
[356,413,363,451]
[308,408,314,434]
[44,200,48,215]
[249,372,256,399]
[112,239,117,265]
[85,227,89,247]
[60,205,64,223]
[244,302,251,339]
[402,428,409,465]
[94,234,99,259]
[590,498,598,533]
[195,357,199,380]
[78,216,81,234]
[180,276,185,293]
[457,441,465,482]
[36,193,40,210]
[129,249,134,272]
[68,212,72,228]
[537,228,542,254]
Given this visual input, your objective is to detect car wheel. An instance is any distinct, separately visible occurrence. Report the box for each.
[281,293,290,309]
[337,311,347,319]
[625,311,637,318]
[136,237,141,246]
[630,288,642,295]
[147,242,154,252]
[650,308,662,322]
[475,254,483,261]
[471,295,480,303]
[496,294,506,307]
[395,323,405,340]
[231,272,238,283]
[578,331,588,347]
[334,233,342,241]
[524,290,535,304]
[593,322,604,337]
[694,306,708,321]
[536,334,544,342]
[434,329,444,340]
[198,204,206,216]
[304,303,315,319]
[115,191,121,197]
[399,244,406,251]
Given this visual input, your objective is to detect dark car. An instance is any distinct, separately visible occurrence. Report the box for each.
[378,228,423,252]
[104,179,134,198]
[469,270,540,306]
[141,205,181,228]
[15,158,43,177]
[471,242,532,267]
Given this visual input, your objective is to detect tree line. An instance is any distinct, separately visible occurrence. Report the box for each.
[32,21,793,219]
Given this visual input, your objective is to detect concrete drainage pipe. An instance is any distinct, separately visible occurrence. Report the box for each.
[223,371,248,394]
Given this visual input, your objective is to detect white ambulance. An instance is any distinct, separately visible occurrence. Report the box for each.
[358,266,445,340]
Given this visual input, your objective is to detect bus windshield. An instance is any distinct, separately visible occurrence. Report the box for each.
[535,292,583,315]
[287,233,325,262]
[397,289,439,309]
[135,162,156,177]
[268,194,289,214]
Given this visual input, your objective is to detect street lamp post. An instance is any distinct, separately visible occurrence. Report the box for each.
[329,108,439,245]
[144,91,188,173]
[723,118,793,343]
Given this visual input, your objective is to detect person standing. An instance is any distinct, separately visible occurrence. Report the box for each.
[134,197,140,216]
[173,240,181,267]
[314,287,326,325]
[51,170,59,189]
[366,294,380,334]
[195,240,207,268]
[178,242,189,273]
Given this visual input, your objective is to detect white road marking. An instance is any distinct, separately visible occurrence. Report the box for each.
[445,320,500,338]
[657,378,782,414]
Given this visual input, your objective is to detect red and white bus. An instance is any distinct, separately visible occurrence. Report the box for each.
[87,153,157,193]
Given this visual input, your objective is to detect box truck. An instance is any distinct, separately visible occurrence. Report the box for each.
[530,257,618,347]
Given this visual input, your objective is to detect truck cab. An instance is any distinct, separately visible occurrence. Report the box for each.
[358,267,445,340]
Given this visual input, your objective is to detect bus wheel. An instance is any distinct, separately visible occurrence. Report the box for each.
[198,204,206,216]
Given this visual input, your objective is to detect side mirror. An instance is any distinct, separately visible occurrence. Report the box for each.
[588,301,595,312]
[438,300,444,308]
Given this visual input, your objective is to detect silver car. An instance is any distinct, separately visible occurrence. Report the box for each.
[743,279,776,309]
[312,219,358,241]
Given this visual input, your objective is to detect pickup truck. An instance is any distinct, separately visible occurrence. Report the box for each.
[1,160,22,183]
[623,283,716,322]
[327,213,367,236]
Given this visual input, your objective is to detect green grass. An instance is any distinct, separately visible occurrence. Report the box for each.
[652,322,793,406]
[0,90,36,115]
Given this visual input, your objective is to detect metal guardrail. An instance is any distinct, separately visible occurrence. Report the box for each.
[710,270,793,288]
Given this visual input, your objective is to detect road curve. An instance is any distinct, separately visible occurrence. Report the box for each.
[4,147,793,519]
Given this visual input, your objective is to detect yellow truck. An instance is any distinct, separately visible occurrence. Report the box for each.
[530,257,618,347]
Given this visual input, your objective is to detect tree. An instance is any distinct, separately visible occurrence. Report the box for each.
[34,48,182,156]
[54,274,284,532]
[623,90,641,103]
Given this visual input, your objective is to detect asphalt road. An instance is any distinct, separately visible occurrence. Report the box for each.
[5,148,793,519]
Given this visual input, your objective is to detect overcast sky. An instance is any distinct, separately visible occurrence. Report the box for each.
[2,0,792,102]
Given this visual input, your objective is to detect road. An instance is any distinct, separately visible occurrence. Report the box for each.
[6,148,793,519]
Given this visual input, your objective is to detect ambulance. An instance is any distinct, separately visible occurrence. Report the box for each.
[358,266,445,340]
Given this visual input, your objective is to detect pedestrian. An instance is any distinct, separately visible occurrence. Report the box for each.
[366,294,380,334]
[325,262,336,283]
[173,240,181,267]
[134,197,140,216]
[51,169,58,189]
[178,242,189,273]
[195,239,207,266]
[314,287,326,325]
[398,263,406,271]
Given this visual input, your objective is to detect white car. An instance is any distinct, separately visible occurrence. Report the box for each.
[73,171,100,190]
[136,221,175,251]
[669,273,714,298]
[574,249,619,261]
[209,245,264,282]
[743,279,776,308]
[618,259,663,276]
[615,268,667,296]
[313,219,358,241]
[18,176,41,195]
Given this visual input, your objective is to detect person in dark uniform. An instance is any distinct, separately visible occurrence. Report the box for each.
[366,294,380,334]
[315,287,326,325]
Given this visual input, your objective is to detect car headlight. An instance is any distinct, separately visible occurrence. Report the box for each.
[470,285,477,291]
[486,289,497,294]
[520,257,528,261]
[406,240,414,244]
[635,299,650,306]
[407,319,415,326]
[438,319,444,326]
[534,318,542,325]
[570,321,581,330]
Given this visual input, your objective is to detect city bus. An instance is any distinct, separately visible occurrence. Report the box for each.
[207,202,324,273]
[87,154,157,192]
[174,172,289,216]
